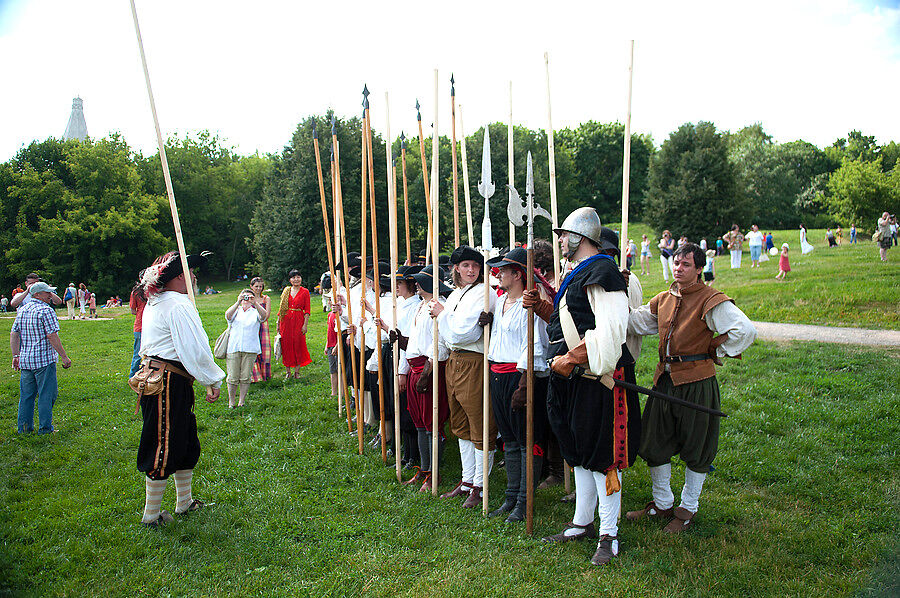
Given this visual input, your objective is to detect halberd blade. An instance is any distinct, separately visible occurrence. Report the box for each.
[477,127,495,200]
[507,184,526,227]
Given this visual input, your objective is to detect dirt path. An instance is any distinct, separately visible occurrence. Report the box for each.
[753,321,900,347]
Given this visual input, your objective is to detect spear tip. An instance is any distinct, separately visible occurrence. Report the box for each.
[312,120,318,139]
[450,73,455,95]
[415,99,421,120]
[330,115,336,135]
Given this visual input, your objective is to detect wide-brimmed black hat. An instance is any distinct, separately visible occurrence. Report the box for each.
[365,261,391,291]
[336,252,361,273]
[396,265,423,280]
[449,245,483,265]
[412,265,452,296]
[599,227,619,255]
[486,247,527,271]
[159,251,210,284]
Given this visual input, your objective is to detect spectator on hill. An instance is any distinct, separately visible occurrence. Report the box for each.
[725,224,744,269]
[850,224,857,244]
[77,283,88,319]
[88,293,97,318]
[799,224,814,255]
[877,212,893,262]
[775,243,791,281]
[129,284,147,377]
[703,249,716,285]
[11,282,72,433]
[249,277,272,383]
[835,226,843,245]
[63,284,77,319]
[892,215,898,246]
[765,232,775,251]
[715,238,724,256]
[225,289,266,408]
[11,273,62,310]
[826,228,837,247]
[0,295,7,313]
[658,230,675,283]
[640,234,652,275]
[746,224,764,268]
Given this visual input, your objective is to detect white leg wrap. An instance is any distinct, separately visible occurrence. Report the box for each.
[678,468,707,514]
[459,439,476,484]
[592,470,622,537]
[141,477,168,523]
[571,466,598,530]
[173,469,194,514]
[650,463,675,510]
[473,449,494,488]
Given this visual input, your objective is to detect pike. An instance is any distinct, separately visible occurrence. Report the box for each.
[332,116,361,437]
[450,75,460,248]
[384,91,402,480]
[458,104,474,247]
[477,125,495,515]
[507,152,552,534]
[507,82,516,249]
[363,85,389,463]
[429,70,440,495]
[357,103,368,455]
[416,100,434,265]
[313,121,352,430]
[620,41,635,258]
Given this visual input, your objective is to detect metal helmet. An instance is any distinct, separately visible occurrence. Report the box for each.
[553,207,602,257]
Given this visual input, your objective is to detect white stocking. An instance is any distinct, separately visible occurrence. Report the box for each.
[592,470,622,537]
[473,449,494,488]
[141,477,168,523]
[679,468,707,513]
[650,463,675,510]
[173,469,194,514]
[569,466,598,532]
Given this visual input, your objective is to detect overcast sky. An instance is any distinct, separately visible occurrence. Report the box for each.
[1,0,899,162]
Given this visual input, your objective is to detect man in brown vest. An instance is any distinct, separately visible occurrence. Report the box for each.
[626,243,755,532]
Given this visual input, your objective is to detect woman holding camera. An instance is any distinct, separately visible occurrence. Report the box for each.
[277,269,312,380]
[225,289,266,408]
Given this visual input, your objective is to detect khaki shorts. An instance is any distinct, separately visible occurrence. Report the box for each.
[226,351,257,384]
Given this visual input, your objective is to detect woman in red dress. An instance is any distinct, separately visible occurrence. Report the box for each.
[277,269,311,379]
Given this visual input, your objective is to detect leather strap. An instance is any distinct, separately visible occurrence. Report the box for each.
[664,353,712,364]
[144,358,192,381]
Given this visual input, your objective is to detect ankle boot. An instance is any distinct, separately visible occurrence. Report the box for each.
[488,498,516,518]
[505,502,526,523]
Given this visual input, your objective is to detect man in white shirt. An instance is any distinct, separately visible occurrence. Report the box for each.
[135,251,224,527]
[429,246,498,508]
[10,273,62,309]
[389,266,423,469]
[482,248,550,523]
[626,243,756,533]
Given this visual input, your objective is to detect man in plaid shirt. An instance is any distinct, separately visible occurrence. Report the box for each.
[10,282,72,433]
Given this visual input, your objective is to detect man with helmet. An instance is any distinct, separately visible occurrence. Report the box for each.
[525,207,641,567]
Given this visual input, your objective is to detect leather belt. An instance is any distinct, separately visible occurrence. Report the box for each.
[450,349,480,355]
[664,354,712,364]
[144,358,192,381]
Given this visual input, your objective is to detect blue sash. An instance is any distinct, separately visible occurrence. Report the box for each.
[553,253,613,309]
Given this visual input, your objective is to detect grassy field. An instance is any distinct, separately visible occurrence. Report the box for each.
[0,238,897,597]
[622,224,899,330]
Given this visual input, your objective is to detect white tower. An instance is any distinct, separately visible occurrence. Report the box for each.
[63,97,88,142]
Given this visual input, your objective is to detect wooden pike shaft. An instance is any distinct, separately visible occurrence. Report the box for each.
[129,0,194,307]
[385,92,402,482]
[481,248,491,515]
[431,69,440,496]
[401,147,411,264]
[458,104,474,247]
[620,41,635,259]
[451,84,460,248]
[334,136,360,437]
[364,106,388,464]
[417,119,433,264]
[508,82,515,249]
[526,244,535,534]
[332,159,350,425]
[314,129,350,430]
[358,117,368,455]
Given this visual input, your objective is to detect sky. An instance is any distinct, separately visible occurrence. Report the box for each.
[1,0,899,162]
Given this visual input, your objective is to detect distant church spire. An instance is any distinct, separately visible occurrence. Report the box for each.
[63,97,88,142]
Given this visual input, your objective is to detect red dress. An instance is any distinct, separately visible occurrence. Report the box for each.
[779,253,791,272]
[280,287,312,368]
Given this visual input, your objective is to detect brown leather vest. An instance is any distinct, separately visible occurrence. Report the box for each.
[649,282,733,386]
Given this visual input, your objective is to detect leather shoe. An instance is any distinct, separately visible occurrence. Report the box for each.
[461,486,483,508]
[590,535,618,566]
[541,521,598,543]
[625,500,673,522]
[537,475,563,490]
[488,498,516,518]
[663,507,695,533]
[505,503,526,523]
[439,480,472,499]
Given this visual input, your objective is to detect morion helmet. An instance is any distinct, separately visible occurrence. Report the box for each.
[553,207,602,257]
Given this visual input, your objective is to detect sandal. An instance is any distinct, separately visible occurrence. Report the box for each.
[142,510,174,528]
[177,499,205,515]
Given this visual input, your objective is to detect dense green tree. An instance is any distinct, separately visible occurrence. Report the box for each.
[824,158,899,229]
[556,121,654,225]
[645,122,745,242]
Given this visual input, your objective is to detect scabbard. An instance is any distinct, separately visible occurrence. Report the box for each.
[613,378,728,418]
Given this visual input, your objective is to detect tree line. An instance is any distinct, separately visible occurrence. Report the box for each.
[1,117,897,296]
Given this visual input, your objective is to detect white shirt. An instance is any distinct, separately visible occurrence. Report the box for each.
[140,291,225,388]
[487,293,549,373]
[746,230,764,247]
[624,272,644,363]
[365,292,392,372]
[396,294,421,375]
[583,285,628,377]
[437,282,496,353]
[628,298,757,364]
[406,296,449,363]
[226,305,262,354]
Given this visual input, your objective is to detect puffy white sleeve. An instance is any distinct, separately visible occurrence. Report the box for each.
[704,301,757,358]
[584,285,627,376]
[628,304,659,336]
[517,315,550,373]
[168,303,226,388]
[437,302,481,347]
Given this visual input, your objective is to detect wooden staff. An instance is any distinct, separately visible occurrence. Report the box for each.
[128,0,194,306]
[313,122,350,429]
[400,132,411,264]
[524,153,536,535]
[333,127,360,437]
[364,89,388,463]
[620,41,635,259]
[458,104,474,247]
[544,51,570,494]
[416,100,433,264]
[385,92,402,482]
[507,81,516,250]
[451,75,460,248]
[332,153,349,423]
[430,69,440,496]
[358,106,368,455]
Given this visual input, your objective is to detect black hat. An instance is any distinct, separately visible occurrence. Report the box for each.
[486,247,527,271]
[336,252,361,273]
[396,265,423,280]
[159,251,210,284]
[365,261,391,291]
[438,254,452,267]
[412,265,452,296]
[449,245,483,265]
[599,227,619,256]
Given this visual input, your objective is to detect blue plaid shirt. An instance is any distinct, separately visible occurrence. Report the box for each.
[12,299,60,370]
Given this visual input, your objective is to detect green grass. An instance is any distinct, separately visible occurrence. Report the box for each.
[624,224,900,329]
[0,282,897,597]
